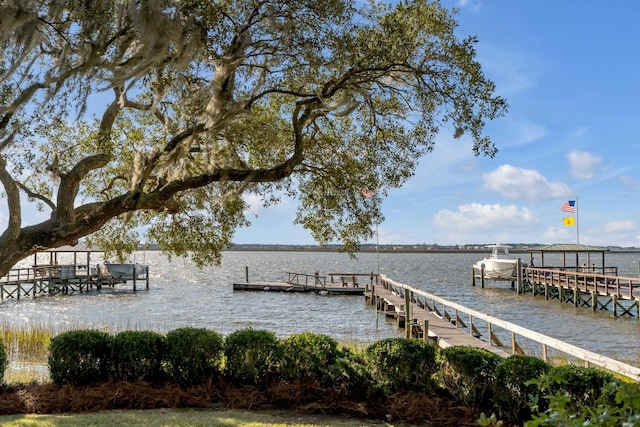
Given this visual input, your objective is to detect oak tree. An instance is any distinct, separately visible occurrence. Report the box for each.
[0,0,507,276]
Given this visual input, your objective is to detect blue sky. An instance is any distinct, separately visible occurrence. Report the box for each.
[236,0,640,247]
[2,1,638,248]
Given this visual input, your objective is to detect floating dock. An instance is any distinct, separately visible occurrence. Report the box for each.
[233,271,368,295]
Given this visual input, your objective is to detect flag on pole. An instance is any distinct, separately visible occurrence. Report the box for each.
[560,200,575,213]
[563,216,575,226]
[361,189,375,198]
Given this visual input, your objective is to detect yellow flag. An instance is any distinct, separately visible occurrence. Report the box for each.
[563,216,575,226]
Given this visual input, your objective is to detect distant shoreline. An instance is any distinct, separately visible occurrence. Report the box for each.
[221,245,640,254]
[137,243,640,254]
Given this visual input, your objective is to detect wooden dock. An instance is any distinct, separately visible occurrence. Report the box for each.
[520,267,640,317]
[0,264,149,300]
[231,268,640,380]
[233,271,368,295]
[367,277,509,357]
[373,274,640,381]
[473,263,640,318]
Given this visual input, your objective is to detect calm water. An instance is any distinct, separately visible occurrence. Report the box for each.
[2,251,639,361]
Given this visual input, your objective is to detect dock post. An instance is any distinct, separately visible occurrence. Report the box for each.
[480,264,485,288]
[245,266,249,282]
[472,267,476,286]
[516,258,522,294]
[133,265,137,292]
[422,319,429,343]
[404,289,412,338]
[370,272,376,306]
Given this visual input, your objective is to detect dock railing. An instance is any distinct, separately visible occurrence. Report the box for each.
[285,271,327,289]
[379,274,640,381]
[523,267,640,299]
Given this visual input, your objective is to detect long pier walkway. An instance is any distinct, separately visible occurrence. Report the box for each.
[370,274,640,381]
[367,276,509,357]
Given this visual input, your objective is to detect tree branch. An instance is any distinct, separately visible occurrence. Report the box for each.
[55,154,111,224]
[16,182,56,211]
[0,157,21,241]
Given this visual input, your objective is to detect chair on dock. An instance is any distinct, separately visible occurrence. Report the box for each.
[341,276,359,287]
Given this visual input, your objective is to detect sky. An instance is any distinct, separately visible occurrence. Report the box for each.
[2,1,639,249]
[235,0,640,247]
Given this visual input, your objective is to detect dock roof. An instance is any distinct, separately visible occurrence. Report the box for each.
[42,242,103,253]
[527,244,608,253]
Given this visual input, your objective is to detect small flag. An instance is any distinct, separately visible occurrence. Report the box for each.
[560,200,575,213]
[563,216,575,226]
[361,189,375,198]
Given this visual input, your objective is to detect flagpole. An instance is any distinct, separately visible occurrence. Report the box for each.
[375,223,380,275]
[575,196,579,244]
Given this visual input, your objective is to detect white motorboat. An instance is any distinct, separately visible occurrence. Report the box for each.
[102,262,146,280]
[473,244,519,280]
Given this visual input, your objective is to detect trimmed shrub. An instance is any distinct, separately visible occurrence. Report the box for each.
[163,327,223,387]
[0,339,8,384]
[111,330,165,382]
[364,337,438,395]
[278,332,340,383]
[48,329,112,385]
[492,354,550,424]
[545,364,618,410]
[224,328,279,385]
[327,350,374,398]
[438,345,502,409]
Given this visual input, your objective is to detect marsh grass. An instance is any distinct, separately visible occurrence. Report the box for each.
[1,322,54,361]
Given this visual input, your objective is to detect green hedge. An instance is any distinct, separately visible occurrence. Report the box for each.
[438,345,502,409]
[48,330,112,385]
[37,324,634,427]
[365,337,438,395]
[163,327,223,386]
[111,330,165,382]
[224,328,279,385]
[278,332,340,384]
[492,354,551,424]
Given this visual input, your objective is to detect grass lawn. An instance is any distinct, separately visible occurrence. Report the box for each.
[0,408,397,426]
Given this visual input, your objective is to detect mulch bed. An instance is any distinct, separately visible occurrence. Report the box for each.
[0,379,485,426]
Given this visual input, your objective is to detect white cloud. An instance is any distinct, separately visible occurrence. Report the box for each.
[567,151,601,180]
[603,220,636,234]
[434,202,539,231]
[543,226,573,243]
[433,203,540,244]
[482,164,572,200]
[456,0,482,12]
[621,175,640,190]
